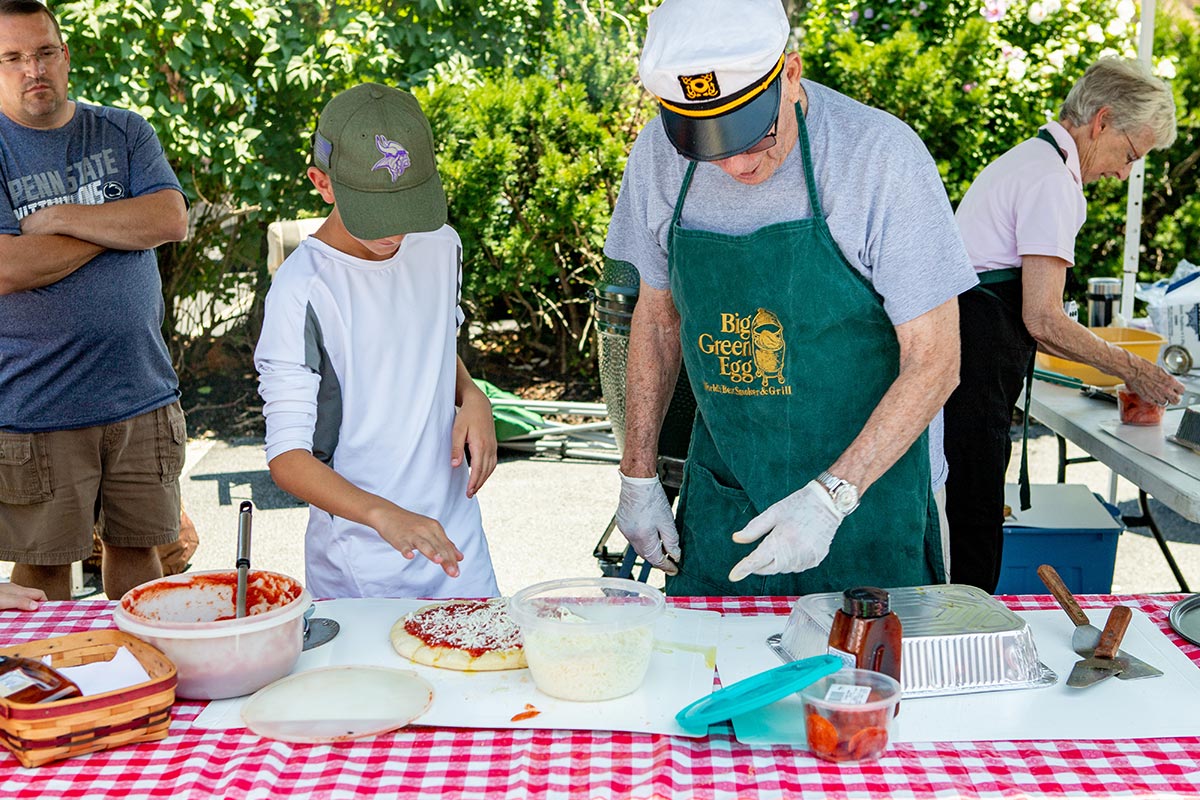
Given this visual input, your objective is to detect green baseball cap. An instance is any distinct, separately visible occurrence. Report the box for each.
[312,83,447,239]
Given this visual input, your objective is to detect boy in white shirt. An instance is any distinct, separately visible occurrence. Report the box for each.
[255,83,500,599]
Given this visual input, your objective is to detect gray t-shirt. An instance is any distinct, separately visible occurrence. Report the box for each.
[605,79,977,489]
[0,102,183,432]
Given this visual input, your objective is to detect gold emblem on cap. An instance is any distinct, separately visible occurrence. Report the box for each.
[678,72,720,101]
[659,54,785,119]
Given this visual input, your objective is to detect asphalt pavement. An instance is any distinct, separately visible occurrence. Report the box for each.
[3,424,1198,598]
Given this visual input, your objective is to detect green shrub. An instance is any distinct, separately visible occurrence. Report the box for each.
[423,3,650,376]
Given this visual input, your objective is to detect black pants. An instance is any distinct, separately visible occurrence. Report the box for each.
[943,281,1036,593]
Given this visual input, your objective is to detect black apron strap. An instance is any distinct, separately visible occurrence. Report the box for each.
[1035,128,1068,164]
[1019,356,1033,511]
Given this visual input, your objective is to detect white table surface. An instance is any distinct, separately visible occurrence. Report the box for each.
[1026,381,1200,523]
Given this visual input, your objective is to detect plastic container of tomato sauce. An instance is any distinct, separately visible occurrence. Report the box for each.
[1118,386,1165,426]
[800,668,901,763]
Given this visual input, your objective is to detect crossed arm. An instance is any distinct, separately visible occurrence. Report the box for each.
[0,188,187,295]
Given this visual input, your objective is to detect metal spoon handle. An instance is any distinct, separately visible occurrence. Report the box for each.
[235,501,253,618]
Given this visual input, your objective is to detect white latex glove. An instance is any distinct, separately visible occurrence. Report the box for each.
[616,472,681,574]
[728,480,845,582]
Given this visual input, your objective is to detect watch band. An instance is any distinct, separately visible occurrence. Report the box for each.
[816,470,860,515]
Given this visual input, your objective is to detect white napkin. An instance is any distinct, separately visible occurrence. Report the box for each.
[47,647,150,696]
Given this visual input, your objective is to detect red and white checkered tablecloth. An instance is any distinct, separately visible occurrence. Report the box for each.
[1,595,1197,800]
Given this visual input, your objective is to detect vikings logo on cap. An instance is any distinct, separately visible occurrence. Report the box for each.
[679,72,720,101]
[372,135,411,182]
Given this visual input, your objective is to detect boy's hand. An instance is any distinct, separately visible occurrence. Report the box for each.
[0,582,47,611]
[453,383,498,497]
[368,505,465,577]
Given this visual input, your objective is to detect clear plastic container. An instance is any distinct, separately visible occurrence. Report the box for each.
[113,570,310,700]
[800,668,901,763]
[508,577,664,702]
[1118,386,1165,426]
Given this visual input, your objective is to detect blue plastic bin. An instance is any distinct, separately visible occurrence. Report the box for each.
[994,484,1124,595]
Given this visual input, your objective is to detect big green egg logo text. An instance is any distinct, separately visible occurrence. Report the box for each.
[697,309,791,396]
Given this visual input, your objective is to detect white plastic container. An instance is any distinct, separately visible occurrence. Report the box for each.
[113,570,310,700]
[508,577,664,702]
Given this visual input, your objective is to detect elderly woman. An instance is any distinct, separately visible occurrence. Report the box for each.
[944,57,1184,593]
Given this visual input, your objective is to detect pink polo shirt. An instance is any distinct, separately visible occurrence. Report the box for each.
[954,121,1086,273]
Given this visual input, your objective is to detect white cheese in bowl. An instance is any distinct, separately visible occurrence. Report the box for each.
[523,622,655,701]
[508,577,665,702]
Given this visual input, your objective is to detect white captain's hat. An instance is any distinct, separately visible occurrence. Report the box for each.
[638,0,791,161]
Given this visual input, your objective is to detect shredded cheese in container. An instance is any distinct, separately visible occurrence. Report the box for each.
[509,578,665,702]
[523,609,655,701]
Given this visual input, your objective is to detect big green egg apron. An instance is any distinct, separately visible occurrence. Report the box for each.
[665,103,942,597]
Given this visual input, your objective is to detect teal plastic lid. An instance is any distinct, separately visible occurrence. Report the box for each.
[675,654,841,731]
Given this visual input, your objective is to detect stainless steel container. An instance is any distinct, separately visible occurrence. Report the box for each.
[780,584,1056,697]
[1087,277,1122,328]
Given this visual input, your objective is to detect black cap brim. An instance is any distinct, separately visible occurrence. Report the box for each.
[660,75,781,162]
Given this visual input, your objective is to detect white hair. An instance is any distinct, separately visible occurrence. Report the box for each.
[1060,57,1177,149]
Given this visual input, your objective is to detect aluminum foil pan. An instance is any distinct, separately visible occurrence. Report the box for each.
[779,584,1057,698]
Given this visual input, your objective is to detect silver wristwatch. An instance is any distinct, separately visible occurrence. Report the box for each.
[816,471,861,516]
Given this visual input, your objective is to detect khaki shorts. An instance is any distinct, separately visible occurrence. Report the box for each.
[0,402,186,564]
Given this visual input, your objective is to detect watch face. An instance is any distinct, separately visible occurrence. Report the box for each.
[832,484,859,514]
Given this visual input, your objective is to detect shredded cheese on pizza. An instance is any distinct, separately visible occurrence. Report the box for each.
[403,599,523,655]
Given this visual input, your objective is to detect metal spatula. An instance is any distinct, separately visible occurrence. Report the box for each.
[1067,606,1131,688]
[303,606,340,651]
[1037,564,1162,680]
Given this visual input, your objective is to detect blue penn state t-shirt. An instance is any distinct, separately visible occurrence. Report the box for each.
[0,102,183,432]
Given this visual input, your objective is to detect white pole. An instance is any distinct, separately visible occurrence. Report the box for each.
[1119,0,1157,318]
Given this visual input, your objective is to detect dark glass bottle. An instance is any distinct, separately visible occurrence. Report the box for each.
[0,655,83,704]
[826,586,903,687]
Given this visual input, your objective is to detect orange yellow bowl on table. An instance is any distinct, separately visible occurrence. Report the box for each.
[1035,328,1165,387]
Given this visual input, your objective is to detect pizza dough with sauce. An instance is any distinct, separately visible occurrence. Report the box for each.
[390,598,527,671]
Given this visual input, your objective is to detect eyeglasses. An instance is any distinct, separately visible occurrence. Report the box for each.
[0,45,65,72]
[743,121,778,155]
[1120,129,1144,166]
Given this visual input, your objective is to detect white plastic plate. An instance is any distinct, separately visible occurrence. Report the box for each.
[241,665,433,742]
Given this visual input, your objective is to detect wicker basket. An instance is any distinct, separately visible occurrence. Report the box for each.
[0,630,176,768]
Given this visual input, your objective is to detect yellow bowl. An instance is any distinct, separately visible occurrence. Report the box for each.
[1035,328,1166,387]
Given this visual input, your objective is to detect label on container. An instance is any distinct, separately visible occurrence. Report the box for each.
[0,670,38,698]
[823,683,872,705]
[826,646,856,670]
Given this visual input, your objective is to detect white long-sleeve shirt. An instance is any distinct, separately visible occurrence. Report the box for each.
[255,227,498,599]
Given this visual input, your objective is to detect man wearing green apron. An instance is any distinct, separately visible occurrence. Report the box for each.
[946,58,1183,592]
[606,0,978,596]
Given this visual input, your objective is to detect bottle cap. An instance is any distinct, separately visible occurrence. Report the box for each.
[842,586,890,618]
